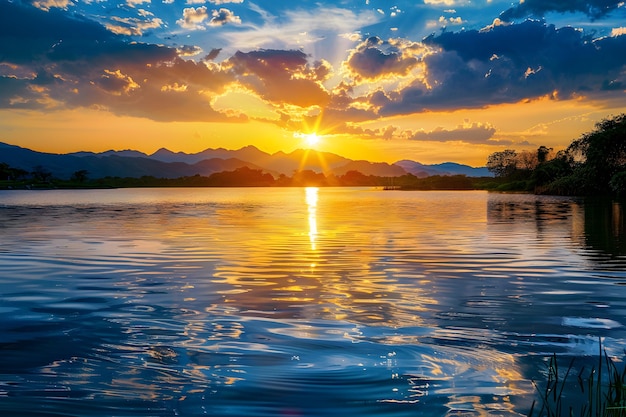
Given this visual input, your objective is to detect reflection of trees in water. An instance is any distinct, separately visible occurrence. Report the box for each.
[487,193,626,262]
[583,198,626,258]
[487,194,579,225]
[486,193,584,245]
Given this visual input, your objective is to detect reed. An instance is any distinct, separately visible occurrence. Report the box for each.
[528,341,626,417]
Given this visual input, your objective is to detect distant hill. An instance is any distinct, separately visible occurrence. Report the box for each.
[333,160,406,177]
[0,142,264,179]
[395,160,491,177]
[0,141,492,180]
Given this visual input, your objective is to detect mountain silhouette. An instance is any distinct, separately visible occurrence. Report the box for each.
[0,141,491,180]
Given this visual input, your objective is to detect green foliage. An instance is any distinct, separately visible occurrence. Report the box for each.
[565,114,626,195]
[532,152,573,187]
[494,180,533,192]
[487,113,626,197]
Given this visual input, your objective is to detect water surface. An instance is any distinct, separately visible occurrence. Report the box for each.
[1,188,625,416]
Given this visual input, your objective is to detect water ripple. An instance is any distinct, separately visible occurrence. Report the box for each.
[1,189,625,417]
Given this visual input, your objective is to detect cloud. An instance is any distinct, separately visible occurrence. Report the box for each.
[423,0,469,5]
[344,36,425,81]
[209,8,241,26]
[225,49,330,108]
[612,27,626,36]
[177,45,203,56]
[439,16,464,25]
[59,57,239,121]
[341,32,362,42]
[500,0,624,21]
[0,1,119,64]
[177,6,209,30]
[333,123,400,140]
[204,48,222,60]
[210,0,244,3]
[427,15,465,29]
[126,0,150,8]
[30,0,72,11]
[95,69,140,95]
[0,1,240,122]
[378,20,626,115]
[5,0,623,133]
[220,5,380,51]
[480,17,511,32]
[106,15,164,36]
[0,77,43,110]
[409,121,497,144]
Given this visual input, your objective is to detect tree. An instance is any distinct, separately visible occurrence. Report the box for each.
[486,149,518,178]
[532,150,573,188]
[516,150,539,171]
[567,113,626,194]
[71,169,89,183]
[537,146,553,164]
[0,163,11,180]
[31,165,52,183]
[1,163,28,181]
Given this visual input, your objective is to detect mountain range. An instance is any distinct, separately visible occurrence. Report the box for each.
[0,141,491,180]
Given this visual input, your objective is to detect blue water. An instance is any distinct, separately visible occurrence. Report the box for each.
[1,188,625,416]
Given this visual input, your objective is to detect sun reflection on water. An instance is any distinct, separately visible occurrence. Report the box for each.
[305,187,318,251]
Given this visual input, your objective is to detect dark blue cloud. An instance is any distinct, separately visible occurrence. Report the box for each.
[500,0,623,21]
[204,48,222,61]
[0,1,116,64]
[379,20,626,116]
[0,0,176,78]
[0,0,239,121]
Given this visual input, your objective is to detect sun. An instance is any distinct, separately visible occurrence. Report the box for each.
[304,133,319,148]
[295,131,321,149]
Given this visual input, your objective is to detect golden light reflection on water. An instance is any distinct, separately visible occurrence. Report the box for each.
[305,187,318,252]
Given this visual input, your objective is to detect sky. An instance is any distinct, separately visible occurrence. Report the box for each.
[0,0,625,166]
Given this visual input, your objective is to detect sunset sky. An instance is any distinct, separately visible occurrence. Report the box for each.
[1,0,625,166]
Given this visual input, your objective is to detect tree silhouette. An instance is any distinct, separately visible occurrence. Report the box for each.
[71,170,89,183]
[537,146,553,164]
[486,149,518,178]
[567,113,626,195]
[32,165,52,183]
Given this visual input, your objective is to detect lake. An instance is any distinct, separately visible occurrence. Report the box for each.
[1,187,625,417]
